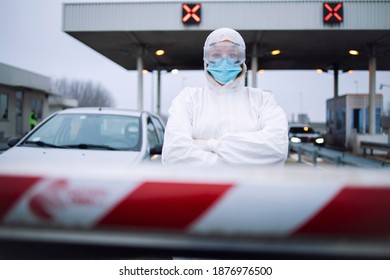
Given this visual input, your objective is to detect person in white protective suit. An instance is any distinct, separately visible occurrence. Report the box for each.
[162,28,289,167]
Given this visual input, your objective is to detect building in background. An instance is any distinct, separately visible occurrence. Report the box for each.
[297,113,310,125]
[48,96,78,115]
[0,62,53,139]
[326,94,386,151]
[0,62,77,140]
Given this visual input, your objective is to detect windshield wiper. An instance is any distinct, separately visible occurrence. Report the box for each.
[24,140,64,148]
[24,141,122,150]
[61,144,119,150]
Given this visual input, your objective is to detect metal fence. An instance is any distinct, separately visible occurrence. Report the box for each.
[289,143,390,168]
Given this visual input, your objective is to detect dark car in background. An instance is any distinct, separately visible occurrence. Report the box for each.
[288,124,324,146]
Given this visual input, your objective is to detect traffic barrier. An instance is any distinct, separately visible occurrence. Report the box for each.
[1,165,389,238]
[1,163,390,259]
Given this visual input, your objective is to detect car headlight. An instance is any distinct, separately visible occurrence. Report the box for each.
[290,137,301,143]
[315,137,324,144]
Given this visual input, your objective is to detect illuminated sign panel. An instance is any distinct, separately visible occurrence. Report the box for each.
[323,2,343,24]
[182,3,201,24]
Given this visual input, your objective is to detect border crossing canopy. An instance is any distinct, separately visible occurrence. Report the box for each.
[62,1,390,71]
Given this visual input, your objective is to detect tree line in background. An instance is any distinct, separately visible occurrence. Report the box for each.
[51,78,115,107]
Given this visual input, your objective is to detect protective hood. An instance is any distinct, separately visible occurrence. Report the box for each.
[203,28,247,90]
[204,28,246,49]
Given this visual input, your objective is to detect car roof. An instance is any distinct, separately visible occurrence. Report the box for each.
[54,107,144,117]
[288,123,313,128]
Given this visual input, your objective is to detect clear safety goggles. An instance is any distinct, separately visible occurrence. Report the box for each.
[204,41,246,66]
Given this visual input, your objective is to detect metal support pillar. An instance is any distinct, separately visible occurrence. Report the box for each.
[136,46,144,111]
[251,43,258,88]
[156,70,161,116]
[333,64,339,98]
[368,44,377,135]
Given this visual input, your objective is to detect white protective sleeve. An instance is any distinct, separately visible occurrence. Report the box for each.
[211,95,289,166]
[162,91,222,166]
[162,88,289,167]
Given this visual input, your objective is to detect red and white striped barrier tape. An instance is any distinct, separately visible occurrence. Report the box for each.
[0,166,390,238]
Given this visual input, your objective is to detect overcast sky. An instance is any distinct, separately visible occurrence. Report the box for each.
[1,0,389,123]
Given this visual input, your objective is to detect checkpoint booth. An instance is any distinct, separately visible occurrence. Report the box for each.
[325,93,386,151]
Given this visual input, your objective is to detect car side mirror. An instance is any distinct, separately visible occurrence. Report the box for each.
[7,137,21,147]
[150,144,163,155]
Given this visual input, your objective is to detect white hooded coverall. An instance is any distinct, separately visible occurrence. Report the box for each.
[162,28,289,167]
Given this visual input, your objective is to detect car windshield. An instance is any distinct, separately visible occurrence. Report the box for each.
[289,126,316,134]
[22,113,141,151]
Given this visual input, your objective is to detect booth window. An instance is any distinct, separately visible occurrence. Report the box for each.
[326,109,334,133]
[336,108,345,133]
[352,108,363,133]
[31,98,43,119]
[0,93,8,120]
[365,108,381,134]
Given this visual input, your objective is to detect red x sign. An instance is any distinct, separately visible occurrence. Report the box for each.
[182,3,201,24]
[323,2,343,24]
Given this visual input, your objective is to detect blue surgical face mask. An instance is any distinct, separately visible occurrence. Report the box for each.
[206,58,242,85]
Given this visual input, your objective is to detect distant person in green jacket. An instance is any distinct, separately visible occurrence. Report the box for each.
[29,110,38,129]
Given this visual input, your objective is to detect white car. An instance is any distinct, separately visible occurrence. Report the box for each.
[1,107,165,168]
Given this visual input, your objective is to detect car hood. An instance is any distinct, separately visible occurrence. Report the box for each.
[0,147,143,169]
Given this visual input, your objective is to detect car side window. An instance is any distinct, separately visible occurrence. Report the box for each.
[147,118,159,149]
[151,116,165,144]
